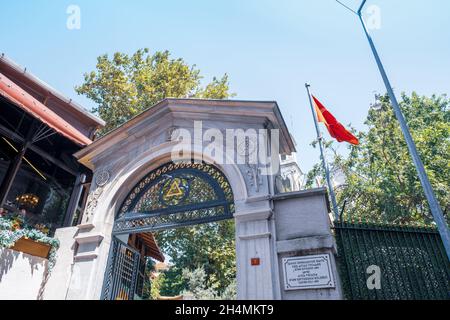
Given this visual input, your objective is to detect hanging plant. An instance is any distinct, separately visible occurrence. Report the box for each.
[0,216,60,271]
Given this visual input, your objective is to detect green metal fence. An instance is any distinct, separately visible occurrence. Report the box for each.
[334,221,450,300]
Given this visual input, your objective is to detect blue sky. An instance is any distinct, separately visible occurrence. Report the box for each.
[1,0,449,172]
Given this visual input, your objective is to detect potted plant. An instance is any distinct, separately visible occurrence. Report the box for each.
[0,213,59,269]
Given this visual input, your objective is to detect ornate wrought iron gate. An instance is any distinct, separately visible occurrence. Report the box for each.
[101,238,145,300]
[101,162,235,300]
[334,220,450,300]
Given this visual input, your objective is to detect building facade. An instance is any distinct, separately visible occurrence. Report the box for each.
[0,54,105,230]
[0,58,343,300]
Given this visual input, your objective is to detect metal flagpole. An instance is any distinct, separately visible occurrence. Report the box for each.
[305,83,340,221]
[337,0,450,260]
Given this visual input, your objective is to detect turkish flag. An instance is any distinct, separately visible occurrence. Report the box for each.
[312,95,359,145]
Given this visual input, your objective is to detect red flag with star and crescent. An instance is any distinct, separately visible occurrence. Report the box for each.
[312,95,359,145]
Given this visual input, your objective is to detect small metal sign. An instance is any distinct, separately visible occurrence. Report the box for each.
[282,254,335,290]
[250,257,260,266]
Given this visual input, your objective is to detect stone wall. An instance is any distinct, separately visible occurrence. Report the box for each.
[0,247,48,300]
[273,188,343,300]
[42,227,78,300]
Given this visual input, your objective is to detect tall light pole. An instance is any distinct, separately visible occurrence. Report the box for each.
[337,0,450,261]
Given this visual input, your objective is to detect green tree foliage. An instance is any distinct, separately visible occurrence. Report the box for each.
[150,272,166,300]
[76,48,234,135]
[306,93,449,225]
[77,49,236,296]
[181,267,217,300]
[156,220,236,297]
[181,267,237,300]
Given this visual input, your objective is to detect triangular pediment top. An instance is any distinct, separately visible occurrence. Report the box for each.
[74,98,295,169]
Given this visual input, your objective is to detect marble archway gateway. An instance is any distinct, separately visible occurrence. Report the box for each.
[43,99,343,300]
[101,161,237,300]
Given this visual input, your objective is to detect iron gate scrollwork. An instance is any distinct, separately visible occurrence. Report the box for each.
[102,161,235,300]
[101,238,144,300]
[113,161,235,235]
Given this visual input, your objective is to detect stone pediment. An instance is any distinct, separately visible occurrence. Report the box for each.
[74,98,295,170]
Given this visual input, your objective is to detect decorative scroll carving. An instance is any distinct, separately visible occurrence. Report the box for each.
[246,164,262,193]
[240,137,262,193]
[83,169,110,223]
[95,169,110,187]
[84,187,103,223]
[166,126,180,142]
